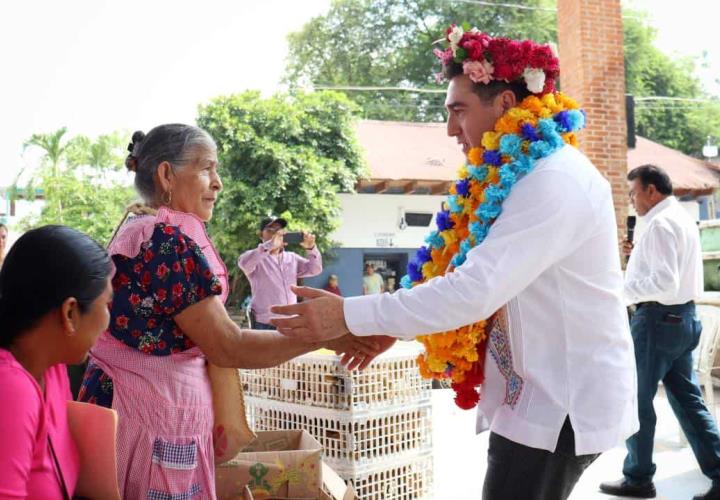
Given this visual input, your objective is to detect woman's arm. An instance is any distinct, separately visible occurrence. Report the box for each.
[174,295,378,369]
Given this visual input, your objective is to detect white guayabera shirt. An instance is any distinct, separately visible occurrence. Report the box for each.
[344,145,639,455]
[624,196,703,306]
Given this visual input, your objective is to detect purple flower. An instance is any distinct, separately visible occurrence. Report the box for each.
[407,261,424,282]
[554,111,573,132]
[483,150,503,166]
[455,179,470,196]
[521,123,540,141]
[436,211,455,232]
[416,246,432,263]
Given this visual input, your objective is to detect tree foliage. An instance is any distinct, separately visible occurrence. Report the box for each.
[196,90,366,303]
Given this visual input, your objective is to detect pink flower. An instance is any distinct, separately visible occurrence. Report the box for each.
[433,48,454,65]
[463,59,494,84]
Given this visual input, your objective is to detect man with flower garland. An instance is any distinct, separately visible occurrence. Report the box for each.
[271,25,638,499]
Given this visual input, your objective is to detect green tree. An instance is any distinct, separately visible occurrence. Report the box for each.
[286,1,720,155]
[285,0,556,122]
[623,15,720,155]
[196,90,366,303]
[21,129,135,244]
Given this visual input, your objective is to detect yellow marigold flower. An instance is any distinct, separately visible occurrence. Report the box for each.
[556,93,579,110]
[563,132,578,148]
[481,131,500,150]
[457,165,469,179]
[440,230,457,246]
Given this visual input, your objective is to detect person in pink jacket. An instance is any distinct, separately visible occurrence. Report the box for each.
[0,225,114,498]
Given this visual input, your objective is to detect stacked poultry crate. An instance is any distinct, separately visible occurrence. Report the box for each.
[242,341,433,499]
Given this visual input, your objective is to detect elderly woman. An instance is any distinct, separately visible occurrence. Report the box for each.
[78,124,377,499]
[0,225,114,498]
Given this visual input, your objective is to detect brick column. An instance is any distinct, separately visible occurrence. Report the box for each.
[557,0,628,244]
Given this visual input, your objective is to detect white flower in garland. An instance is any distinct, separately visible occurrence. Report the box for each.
[448,25,464,55]
[522,67,546,93]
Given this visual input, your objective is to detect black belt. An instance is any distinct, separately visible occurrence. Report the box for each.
[636,300,694,308]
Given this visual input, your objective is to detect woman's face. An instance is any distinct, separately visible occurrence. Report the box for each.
[67,278,113,364]
[168,148,223,222]
[0,226,7,256]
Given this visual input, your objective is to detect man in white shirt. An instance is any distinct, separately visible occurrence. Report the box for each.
[600,165,720,500]
[270,27,638,499]
[362,264,385,295]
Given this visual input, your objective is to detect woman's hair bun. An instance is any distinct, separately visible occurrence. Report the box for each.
[125,130,146,173]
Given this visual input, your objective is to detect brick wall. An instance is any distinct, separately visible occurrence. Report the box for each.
[557,0,628,244]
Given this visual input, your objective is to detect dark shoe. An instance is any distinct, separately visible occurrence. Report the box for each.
[599,478,656,498]
[694,484,720,500]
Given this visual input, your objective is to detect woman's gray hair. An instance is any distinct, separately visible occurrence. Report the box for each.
[125,124,216,203]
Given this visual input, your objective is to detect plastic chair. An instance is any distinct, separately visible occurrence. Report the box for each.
[696,304,720,421]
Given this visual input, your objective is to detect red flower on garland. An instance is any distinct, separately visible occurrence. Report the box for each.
[115,315,129,329]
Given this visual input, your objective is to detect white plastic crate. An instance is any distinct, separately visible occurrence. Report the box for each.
[241,341,431,411]
[245,396,432,472]
[348,451,433,500]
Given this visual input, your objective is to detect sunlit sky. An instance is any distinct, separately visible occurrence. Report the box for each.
[1,0,718,186]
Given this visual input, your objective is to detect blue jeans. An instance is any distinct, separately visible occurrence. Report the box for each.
[623,302,720,485]
[253,320,275,331]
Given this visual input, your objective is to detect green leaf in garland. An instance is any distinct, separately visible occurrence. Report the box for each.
[454,47,467,63]
[461,21,471,32]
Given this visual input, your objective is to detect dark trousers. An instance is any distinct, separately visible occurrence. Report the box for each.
[623,302,720,485]
[482,418,599,500]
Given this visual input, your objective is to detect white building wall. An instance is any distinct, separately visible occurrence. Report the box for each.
[333,193,442,249]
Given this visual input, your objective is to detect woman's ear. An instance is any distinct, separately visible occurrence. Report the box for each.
[60,297,79,337]
[156,161,175,194]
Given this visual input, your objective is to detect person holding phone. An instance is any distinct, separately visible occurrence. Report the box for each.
[238,216,322,330]
[600,165,720,500]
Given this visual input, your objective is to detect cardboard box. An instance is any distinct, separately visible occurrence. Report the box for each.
[216,430,323,499]
[231,463,356,500]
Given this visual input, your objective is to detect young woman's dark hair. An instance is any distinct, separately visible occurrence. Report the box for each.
[0,225,113,348]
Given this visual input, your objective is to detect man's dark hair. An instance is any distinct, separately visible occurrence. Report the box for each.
[627,164,673,195]
[443,62,532,103]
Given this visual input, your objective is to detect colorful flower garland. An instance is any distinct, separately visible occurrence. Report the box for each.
[404,92,586,409]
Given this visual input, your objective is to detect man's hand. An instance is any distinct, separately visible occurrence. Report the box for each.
[622,239,634,258]
[270,286,349,342]
[301,232,316,250]
[324,334,396,370]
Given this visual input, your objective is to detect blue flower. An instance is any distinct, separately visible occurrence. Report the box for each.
[528,139,554,159]
[407,261,423,282]
[484,184,508,204]
[520,123,540,141]
[499,165,517,187]
[467,165,489,182]
[416,245,432,263]
[483,150,503,166]
[451,252,467,267]
[455,178,470,196]
[436,210,455,232]
[499,134,522,157]
[469,221,489,241]
[554,110,573,132]
[566,109,585,131]
[400,275,413,289]
[425,231,445,249]
[460,239,473,254]
[447,195,463,214]
[513,154,534,175]
[477,202,502,221]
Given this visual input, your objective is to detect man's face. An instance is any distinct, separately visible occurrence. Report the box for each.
[628,179,656,216]
[445,75,507,155]
[261,222,285,242]
[366,266,374,275]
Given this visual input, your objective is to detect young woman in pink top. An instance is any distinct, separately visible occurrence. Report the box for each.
[0,225,114,498]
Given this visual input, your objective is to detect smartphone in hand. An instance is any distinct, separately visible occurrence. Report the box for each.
[283,232,304,244]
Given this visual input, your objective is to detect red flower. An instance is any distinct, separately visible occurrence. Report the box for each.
[176,237,188,254]
[131,329,141,338]
[173,296,183,308]
[147,318,157,329]
[141,271,152,287]
[203,269,213,279]
[163,225,175,235]
[172,327,183,338]
[211,283,222,294]
[153,303,162,314]
[115,315,129,329]
[155,288,167,302]
[164,307,174,315]
[184,258,196,275]
[156,263,169,279]
[172,283,184,297]
[129,294,142,307]
[171,346,181,354]
[172,261,182,273]
[133,262,143,274]
[140,344,153,354]
[143,249,154,263]
[117,273,130,287]
[158,340,167,350]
